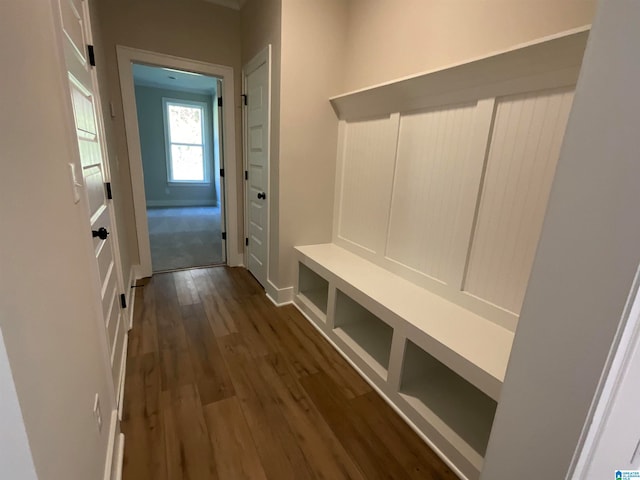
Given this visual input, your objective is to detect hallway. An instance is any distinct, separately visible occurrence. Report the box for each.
[122,267,457,479]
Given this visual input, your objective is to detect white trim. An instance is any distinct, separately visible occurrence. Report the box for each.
[292,302,468,480]
[145,199,217,207]
[330,25,590,105]
[102,410,119,480]
[569,266,640,478]
[132,264,144,282]
[126,265,136,329]
[242,45,271,286]
[116,46,242,277]
[113,434,125,480]
[265,280,294,306]
[116,332,128,421]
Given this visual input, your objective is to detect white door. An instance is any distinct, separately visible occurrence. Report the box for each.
[244,46,271,287]
[59,0,127,397]
[571,279,640,478]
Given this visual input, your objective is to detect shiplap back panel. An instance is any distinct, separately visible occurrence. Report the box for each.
[464,88,575,314]
[337,116,397,253]
[333,86,575,330]
[385,103,478,284]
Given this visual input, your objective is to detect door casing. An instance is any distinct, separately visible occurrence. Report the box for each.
[117,46,242,277]
[242,45,272,288]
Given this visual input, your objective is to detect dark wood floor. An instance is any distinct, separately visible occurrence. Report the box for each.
[122,266,457,480]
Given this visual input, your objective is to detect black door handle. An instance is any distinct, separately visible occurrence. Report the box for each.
[92,227,109,240]
[257,192,266,200]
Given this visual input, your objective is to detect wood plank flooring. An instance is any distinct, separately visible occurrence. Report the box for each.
[122,266,458,480]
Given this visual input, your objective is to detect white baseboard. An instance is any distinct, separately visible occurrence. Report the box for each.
[291,301,468,480]
[113,434,124,480]
[146,200,217,207]
[266,279,294,306]
[228,251,244,268]
[117,332,128,421]
[103,411,124,480]
[132,264,148,282]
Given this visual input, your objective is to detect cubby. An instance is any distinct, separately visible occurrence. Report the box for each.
[297,262,329,320]
[333,290,394,379]
[399,340,497,459]
[293,243,514,479]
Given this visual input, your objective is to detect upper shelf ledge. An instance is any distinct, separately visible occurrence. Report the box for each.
[330,26,590,121]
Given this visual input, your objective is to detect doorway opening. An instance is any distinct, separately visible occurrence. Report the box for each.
[117,46,242,278]
[132,64,225,272]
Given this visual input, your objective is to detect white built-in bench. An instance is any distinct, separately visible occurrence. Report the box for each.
[292,27,589,480]
[294,243,514,479]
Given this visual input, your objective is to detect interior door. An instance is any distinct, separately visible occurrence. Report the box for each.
[244,47,270,287]
[59,0,126,397]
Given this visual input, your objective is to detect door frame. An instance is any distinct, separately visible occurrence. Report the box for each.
[116,46,242,277]
[569,265,640,477]
[242,45,271,287]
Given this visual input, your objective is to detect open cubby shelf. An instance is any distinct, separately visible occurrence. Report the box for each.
[293,243,516,480]
[296,262,330,321]
[400,340,497,458]
[333,290,393,379]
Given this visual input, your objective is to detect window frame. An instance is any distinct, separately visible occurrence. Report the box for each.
[162,97,211,185]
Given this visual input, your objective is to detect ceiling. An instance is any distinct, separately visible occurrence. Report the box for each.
[132,63,218,95]
[202,0,244,10]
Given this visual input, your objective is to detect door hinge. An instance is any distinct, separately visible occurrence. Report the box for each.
[105,182,113,200]
[241,94,247,106]
[244,170,248,180]
[220,168,224,177]
[217,96,223,107]
[245,237,249,246]
[221,232,227,240]
[120,293,127,309]
[87,45,96,67]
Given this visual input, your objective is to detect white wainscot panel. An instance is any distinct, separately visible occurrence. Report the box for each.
[337,116,398,253]
[464,87,575,314]
[385,103,481,285]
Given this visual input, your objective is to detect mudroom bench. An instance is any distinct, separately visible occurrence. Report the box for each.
[293,243,514,478]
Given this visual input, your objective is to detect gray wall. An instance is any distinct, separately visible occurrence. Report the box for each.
[481,0,640,477]
[134,84,217,207]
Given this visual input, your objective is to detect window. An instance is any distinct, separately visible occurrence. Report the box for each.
[163,98,209,183]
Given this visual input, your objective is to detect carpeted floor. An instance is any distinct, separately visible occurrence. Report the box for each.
[147,206,224,272]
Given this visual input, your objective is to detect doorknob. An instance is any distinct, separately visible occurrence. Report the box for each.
[92,227,109,240]
[257,192,266,200]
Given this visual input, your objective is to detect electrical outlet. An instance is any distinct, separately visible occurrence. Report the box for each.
[93,394,102,432]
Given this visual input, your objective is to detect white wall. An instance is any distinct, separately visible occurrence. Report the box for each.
[343,0,596,92]
[0,1,114,479]
[277,0,349,288]
[481,0,640,477]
